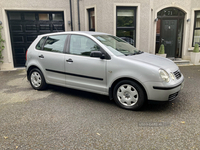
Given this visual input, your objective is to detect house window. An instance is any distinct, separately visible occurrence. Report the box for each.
[39,13,49,21]
[88,8,95,31]
[52,13,63,21]
[9,13,21,20]
[24,13,36,20]
[193,11,200,46]
[116,7,136,46]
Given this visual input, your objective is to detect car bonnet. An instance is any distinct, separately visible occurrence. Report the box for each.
[124,52,179,71]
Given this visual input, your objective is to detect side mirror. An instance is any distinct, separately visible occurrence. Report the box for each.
[90,51,105,59]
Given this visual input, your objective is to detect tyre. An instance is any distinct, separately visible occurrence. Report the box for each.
[113,80,146,110]
[29,68,47,90]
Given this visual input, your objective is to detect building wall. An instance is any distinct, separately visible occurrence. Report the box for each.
[78,0,200,59]
[79,0,152,52]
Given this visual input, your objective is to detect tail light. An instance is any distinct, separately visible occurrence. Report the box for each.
[26,50,28,60]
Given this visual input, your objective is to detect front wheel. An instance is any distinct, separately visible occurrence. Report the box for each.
[113,80,146,110]
[29,68,47,90]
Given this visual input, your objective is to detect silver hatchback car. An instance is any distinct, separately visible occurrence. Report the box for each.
[26,31,184,110]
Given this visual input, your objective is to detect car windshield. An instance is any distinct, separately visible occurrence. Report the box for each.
[93,35,139,56]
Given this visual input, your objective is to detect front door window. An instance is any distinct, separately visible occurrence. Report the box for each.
[69,35,100,56]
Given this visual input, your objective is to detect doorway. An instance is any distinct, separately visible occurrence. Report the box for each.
[156,8,185,58]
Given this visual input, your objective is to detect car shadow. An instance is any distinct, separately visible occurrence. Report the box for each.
[141,101,172,112]
[46,84,172,112]
[47,85,114,105]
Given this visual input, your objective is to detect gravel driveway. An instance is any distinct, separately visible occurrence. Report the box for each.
[0,66,200,149]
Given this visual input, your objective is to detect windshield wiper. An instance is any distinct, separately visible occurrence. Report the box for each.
[138,50,144,54]
[127,50,144,56]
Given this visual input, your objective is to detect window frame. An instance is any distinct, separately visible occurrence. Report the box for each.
[192,10,200,47]
[116,6,137,47]
[88,8,95,31]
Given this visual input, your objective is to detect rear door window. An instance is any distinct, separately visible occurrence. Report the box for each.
[43,35,67,53]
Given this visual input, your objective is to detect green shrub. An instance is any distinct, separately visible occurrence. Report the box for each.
[0,25,5,63]
[193,44,199,53]
[158,44,165,54]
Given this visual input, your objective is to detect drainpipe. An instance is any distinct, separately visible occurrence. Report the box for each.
[69,0,73,31]
[77,0,80,31]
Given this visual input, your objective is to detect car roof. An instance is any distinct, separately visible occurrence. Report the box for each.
[38,31,110,37]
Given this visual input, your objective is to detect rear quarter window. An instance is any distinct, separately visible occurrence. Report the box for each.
[36,36,47,50]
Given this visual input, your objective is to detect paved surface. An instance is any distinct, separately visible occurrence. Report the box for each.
[0,66,200,150]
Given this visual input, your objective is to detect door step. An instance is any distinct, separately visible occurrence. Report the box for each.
[167,58,191,66]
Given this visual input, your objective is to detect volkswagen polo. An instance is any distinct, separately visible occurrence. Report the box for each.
[26,31,184,110]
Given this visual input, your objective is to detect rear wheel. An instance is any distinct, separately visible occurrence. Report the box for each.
[29,68,47,90]
[113,80,145,110]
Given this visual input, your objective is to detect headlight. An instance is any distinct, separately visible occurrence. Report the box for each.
[159,69,170,82]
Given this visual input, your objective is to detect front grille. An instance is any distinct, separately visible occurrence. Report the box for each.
[173,70,181,80]
[168,92,179,101]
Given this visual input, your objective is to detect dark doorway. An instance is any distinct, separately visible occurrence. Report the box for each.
[7,11,65,67]
[156,8,185,58]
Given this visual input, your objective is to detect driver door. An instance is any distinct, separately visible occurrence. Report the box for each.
[65,35,107,94]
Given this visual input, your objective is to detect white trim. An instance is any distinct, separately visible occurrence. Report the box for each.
[85,5,97,31]
[153,5,188,58]
[182,12,189,57]
[1,8,68,69]
[2,9,13,65]
[148,8,152,53]
[114,3,140,49]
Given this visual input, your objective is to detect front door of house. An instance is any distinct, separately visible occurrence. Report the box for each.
[161,20,177,58]
[156,7,185,58]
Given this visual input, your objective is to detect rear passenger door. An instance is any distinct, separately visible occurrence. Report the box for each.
[37,34,67,86]
[64,34,107,93]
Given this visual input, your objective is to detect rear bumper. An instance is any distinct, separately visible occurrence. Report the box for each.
[145,77,184,101]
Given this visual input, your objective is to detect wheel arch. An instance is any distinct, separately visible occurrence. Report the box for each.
[109,77,148,100]
[27,65,43,81]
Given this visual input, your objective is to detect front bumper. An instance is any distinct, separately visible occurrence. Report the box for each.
[145,76,184,101]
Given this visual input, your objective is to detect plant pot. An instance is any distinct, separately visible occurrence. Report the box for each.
[156,53,167,58]
[190,52,200,65]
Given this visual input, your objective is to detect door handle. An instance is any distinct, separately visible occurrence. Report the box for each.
[66,58,73,62]
[39,55,44,58]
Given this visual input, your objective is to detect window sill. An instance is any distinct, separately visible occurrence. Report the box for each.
[188,47,200,52]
